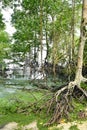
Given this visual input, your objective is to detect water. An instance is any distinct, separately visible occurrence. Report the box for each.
[0,78,32,98]
[0,84,17,98]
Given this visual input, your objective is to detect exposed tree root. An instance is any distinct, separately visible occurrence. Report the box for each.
[44,80,87,126]
[15,78,87,126]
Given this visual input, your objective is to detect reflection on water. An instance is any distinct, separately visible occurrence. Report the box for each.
[0,78,31,98]
[0,85,17,98]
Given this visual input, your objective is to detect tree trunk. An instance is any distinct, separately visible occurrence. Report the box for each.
[75,0,87,85]
[40,0,43,66]
[44,0,87,125]
[45,8,49,61]
[71,0,75,60]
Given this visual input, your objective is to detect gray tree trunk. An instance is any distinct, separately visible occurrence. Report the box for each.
[75,0,87,85]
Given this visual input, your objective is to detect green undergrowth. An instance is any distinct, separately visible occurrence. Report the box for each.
[69,125,79,130]
[0,90,51,130]
[0,113,50,130]
[0,88,87,129]
[81,82,87,90]
[69,98,87,122]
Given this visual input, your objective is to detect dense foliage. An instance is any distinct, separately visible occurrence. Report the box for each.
[0,1,84,77]
[0,0,87,128]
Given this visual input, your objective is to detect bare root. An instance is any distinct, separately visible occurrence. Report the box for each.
[15,78,87,126]
[44,80,87,126]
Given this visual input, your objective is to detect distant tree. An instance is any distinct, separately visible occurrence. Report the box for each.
[0,13,5,29]
[0,31,10,62]
[0,5,11,68]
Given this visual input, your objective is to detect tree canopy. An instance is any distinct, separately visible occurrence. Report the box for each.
[0,0,86,80]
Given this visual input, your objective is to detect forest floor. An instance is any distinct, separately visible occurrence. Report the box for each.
[0,120,87,130]
[0,79,87,130]
[49,120,87,130]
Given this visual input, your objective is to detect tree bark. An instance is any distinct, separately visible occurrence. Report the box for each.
[71,0,75,60]
[75,0,87,85]
[40,0,43,66]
